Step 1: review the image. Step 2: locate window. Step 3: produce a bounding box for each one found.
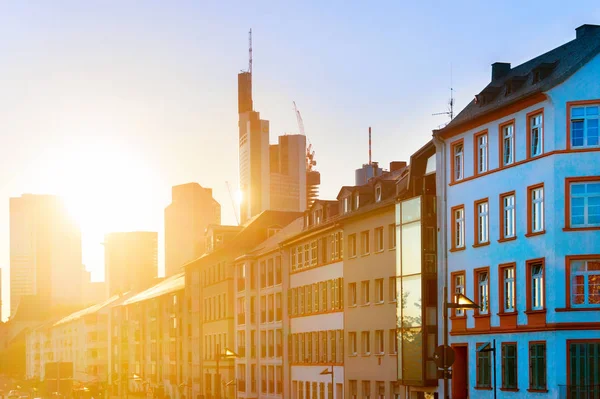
[375,330,384,354]
[362,331,371,355]
[348,234,357,257]
[349,283,357,306]
[375,185,382,202]
[354,193,360,210]
[349,332,357,355]
[475,130,488,174]
[475,199,489,245]
[375,227,384,252]
[500,264,516,313]
[526,260,545,311]
[388,224,396,249]
[569,257,600,307]
[275,256,282,285]
[501,343,518,390]
[452,272,466,317]
[528,111,543,157]
[570,103,599,148]
[476,344,492,388]
[376,381,385,399]
[452,140,464,181]
[362,380,371,399]
[500,192,516,240]
[361,280,370,305]
[529,342,546,391]
[374,279,384,304]
[344,196,350,213]
[361,230,370,255]
[452,206,465,250]
[500,121,515,166]
[476,269,489,315]
[389,329,398,354]
[310,241,318,266]
[568,341,600,397]
[567,178,600,228]
[349,380,357,399]
[528,184,545,234]
[389,277,398,303]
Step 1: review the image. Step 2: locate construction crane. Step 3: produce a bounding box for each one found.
[225,181,240,225]
[293,101,316,171]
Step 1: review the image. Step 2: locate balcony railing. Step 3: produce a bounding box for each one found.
[559,384,600,399]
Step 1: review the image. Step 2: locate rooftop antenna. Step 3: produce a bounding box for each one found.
[248,29,252,75]
[368,127,372,165]
[433,64,455,121]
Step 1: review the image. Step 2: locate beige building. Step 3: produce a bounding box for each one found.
[10,194,84,317]
[233,217,303,399]
[164,183,221,278]
[337,166,406,399]
[104,231,158,297]
[184,211,301,399]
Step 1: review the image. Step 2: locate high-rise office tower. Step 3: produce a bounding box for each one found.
[164,183,221,276]
[104,231,158,296]
[269,134,308,211]
[9,194,83,317]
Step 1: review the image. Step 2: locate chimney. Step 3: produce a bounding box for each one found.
[576,24,600,39]
[491,62,511,81]
[390,161,407,172]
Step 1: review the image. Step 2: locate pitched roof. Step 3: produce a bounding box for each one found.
[436,24,600,135]
[53,294,125,327]
[242,217,305,257]
[122,272,185,306]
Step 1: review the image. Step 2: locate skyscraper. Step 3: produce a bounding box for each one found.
[164,182,221,277]
[104,231,158,296]
[9,194,83,317]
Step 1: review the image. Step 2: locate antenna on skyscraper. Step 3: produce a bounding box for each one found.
[248,29,252,75]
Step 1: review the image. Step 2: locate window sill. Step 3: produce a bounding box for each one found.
[472,242,490,248]
[563,226,600,231]
[388,300,397,305]
[349,353,358,357]
[498,311,518,316]
[555,307,600,312]
[527,388,548,393]
[498,236,517,243]
[474,386,493,391]
[389,247,396,251]
[360,303,371,307]
[361,353,371,357]
[449,247,466,253]
[525,309,547,315]
[361,253,370,257]
[348,304,358,308]
[374,249,384,254]
[449,315,467,320]
[349,255,358,259]
[525,230,546,237]
[473,313,490,318]
[375,353,385,357]
[374,301,385,306]
[500,388,519,392]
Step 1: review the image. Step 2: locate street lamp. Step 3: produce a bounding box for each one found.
[442,288,479,399]
[224,380,237,399]
[215,345,239,399]
[319,366,334,399]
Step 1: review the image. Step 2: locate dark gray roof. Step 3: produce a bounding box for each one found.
[435,24,600,135]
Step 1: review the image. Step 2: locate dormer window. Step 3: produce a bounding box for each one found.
[532,61,558,84]
[504,76,527,96]
[375,186,382,202]
[343,197,350,213]
[314,209,322,225]
[267,228,280,238]
[354,193,360,210]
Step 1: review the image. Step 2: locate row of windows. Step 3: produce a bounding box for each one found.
[203,332,227,360]
[348,380,398,399]
[289,330,344,364]
[453,259,545,317]
[236,328,283,359]
[347,225,396,257]
[236,256,283,292]
[203,293,227,322]
[291,232,343,272]
[292,380,334,399]
[476,341,547,391]
[202,262,227,287]
[236,293,283,325]
[348,329,397,357]
[348,278,398,307]
[288,278,344,317]
[454,256,600,314]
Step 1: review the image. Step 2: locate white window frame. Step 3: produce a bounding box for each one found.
[349,283,357,306]
[375,278,384,304]
[478,271,489,315]
[361,230,370,255]
[454,143,464,181]
[570,105,599,148]
[375,185,382,202]
[375,330,384,355]
[354,193,360,210]
[349,234,357,257]
[362,331,371,355]
[502,194,516,238]
[530,113,543,157]
[531,264,544,310]
[454,208,465,249]
[344,197,350,213]
[570,181,600,227]
[531,187,545,233]
[477,133,488,173]
[502,124,515,166]
[477,201,489,244]
[503,267,515,312]
[361,280,370,305]
[375,227,384,252]
[454,274,465,317]
[570,259,600,307]
[349,332,357,355]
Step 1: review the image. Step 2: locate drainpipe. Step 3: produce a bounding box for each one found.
[432,135,449,399]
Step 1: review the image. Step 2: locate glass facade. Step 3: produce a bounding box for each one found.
[396,195,438,386]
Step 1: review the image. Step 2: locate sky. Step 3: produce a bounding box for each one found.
[1,0,599,320]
